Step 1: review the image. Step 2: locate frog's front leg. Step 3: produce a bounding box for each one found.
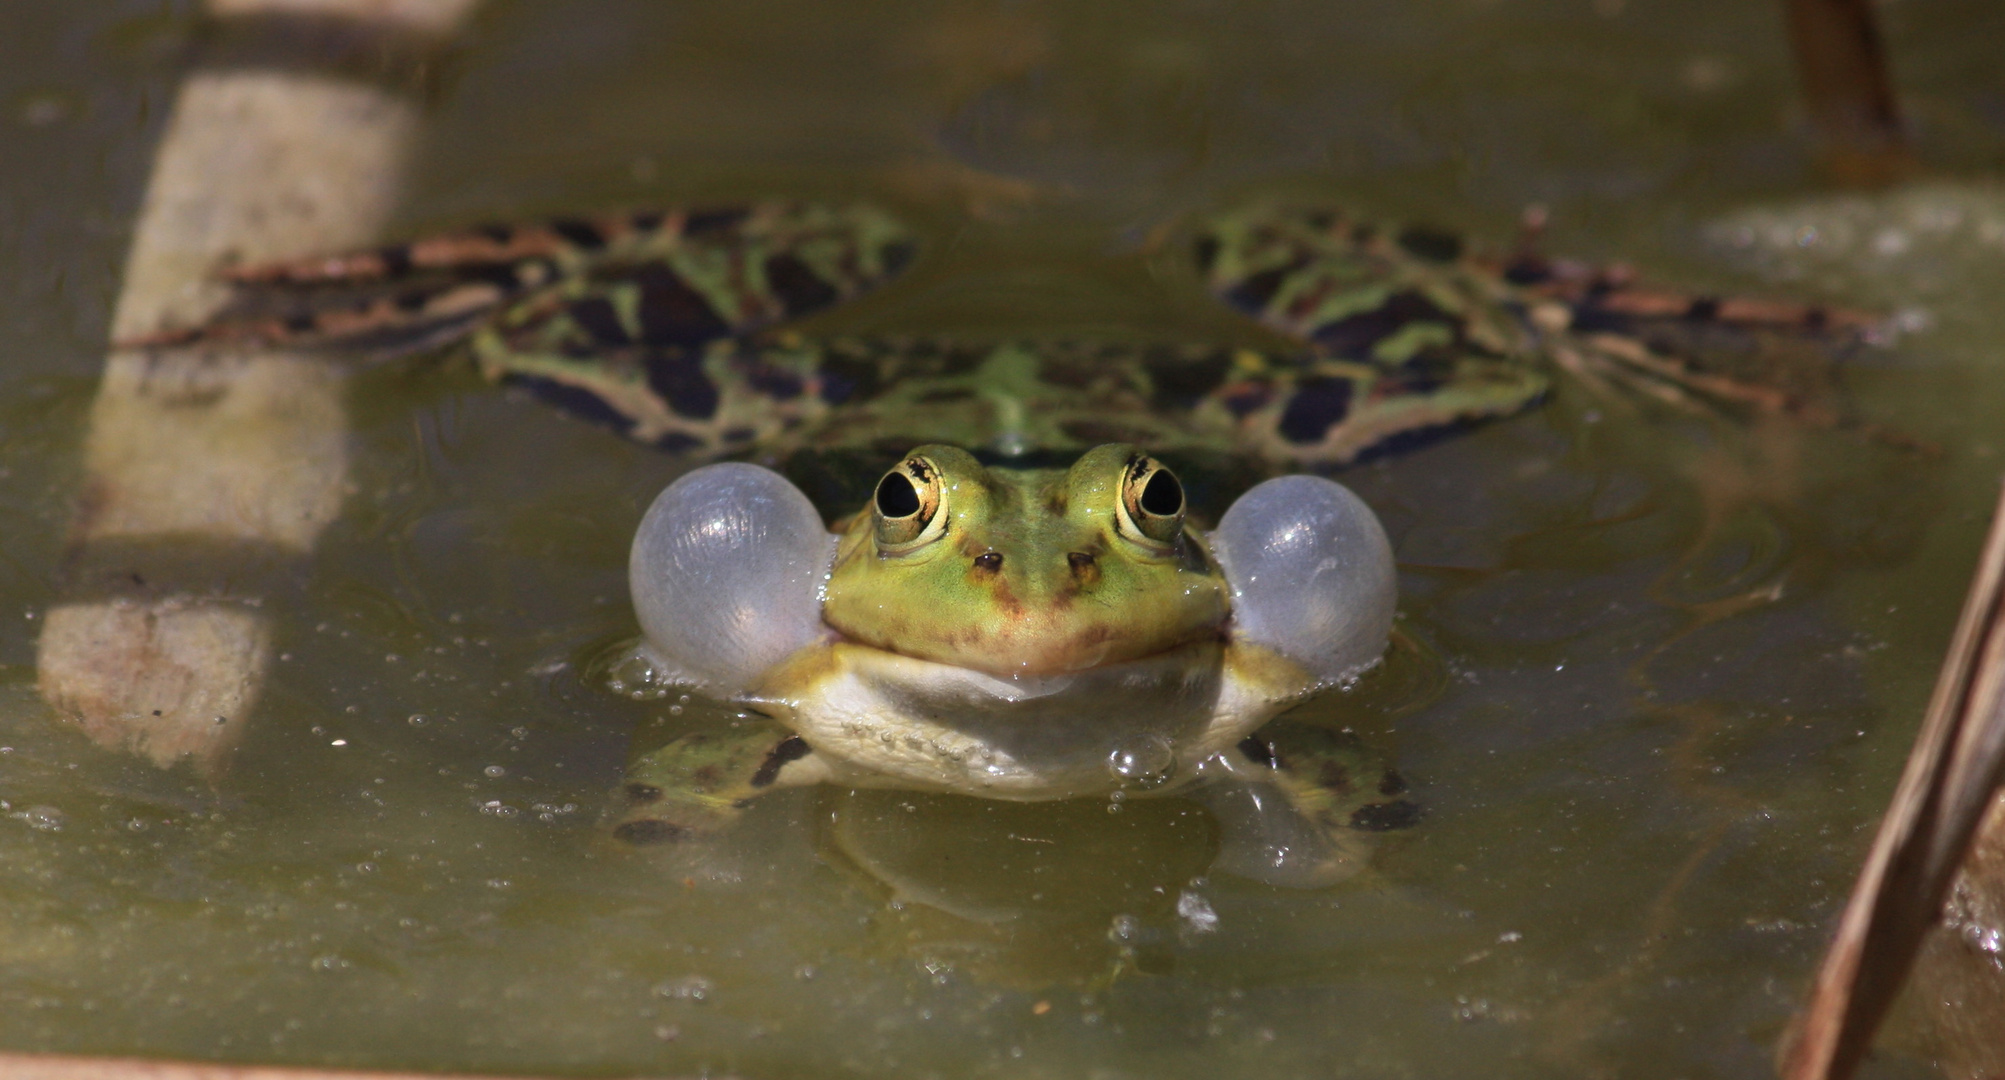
[1191,724,1421,888]
[611,721,832,845]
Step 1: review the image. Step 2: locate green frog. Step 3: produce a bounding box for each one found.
[152,199,1879,887]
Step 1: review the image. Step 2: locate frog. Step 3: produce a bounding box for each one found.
[142,198,1885,887]
[617,438,1405,886]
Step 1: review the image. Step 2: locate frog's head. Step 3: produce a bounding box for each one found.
[820,444,1227,677]
[629,445,1394,695]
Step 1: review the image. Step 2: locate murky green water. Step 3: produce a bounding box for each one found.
[2,2,2004,1076]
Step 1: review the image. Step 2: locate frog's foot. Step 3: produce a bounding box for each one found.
[1192,724,1420,888]
[610,724,831,845]
[1531,268,1875,422]
[1239,724,1423,834]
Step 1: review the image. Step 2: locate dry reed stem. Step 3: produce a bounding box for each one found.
[1783,479,2005,1080]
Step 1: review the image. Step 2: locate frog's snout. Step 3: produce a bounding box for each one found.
[1207,475,1396,685]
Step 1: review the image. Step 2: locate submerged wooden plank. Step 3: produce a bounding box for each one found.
[0,1051,706,1080]
[35,0,479,777]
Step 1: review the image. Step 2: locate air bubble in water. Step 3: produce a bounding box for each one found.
[1107,735,1176,788]
[607,649,673,701]
[484,765,506,778]
[21,806,63,831]
[407,714,428,726]
[654,975,714,1003]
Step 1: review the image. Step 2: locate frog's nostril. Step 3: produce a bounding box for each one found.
[1067,552,1096,572]
[973,551,1003,572]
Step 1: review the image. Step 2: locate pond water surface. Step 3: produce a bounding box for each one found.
[2,2,2004,1078]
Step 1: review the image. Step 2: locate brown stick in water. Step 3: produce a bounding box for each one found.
[1782,479,2005,1080]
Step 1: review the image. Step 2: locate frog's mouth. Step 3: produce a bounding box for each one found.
[816,614,1229,681]
[630,462,1396,697]
[761,633,1232,700]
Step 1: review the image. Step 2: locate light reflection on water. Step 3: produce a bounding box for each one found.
[0,1,2000,1078]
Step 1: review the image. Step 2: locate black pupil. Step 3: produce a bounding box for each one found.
[876,472,921,518]
[1139,469,1183,516]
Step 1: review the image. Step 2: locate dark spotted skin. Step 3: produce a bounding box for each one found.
[1196,203,1889,448]
[140,200,1887,467]
[136,203,1539,465]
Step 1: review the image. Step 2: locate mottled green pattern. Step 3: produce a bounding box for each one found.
[177,200,1576,466]
[172,198,1879,467]
[478,199,1556,465]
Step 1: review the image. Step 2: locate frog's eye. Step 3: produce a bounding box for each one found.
[873,457,946,552]
[1116,456,1185,547]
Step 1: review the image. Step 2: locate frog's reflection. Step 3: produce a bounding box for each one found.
[816,788,1221,987]
[805,730,1418,987]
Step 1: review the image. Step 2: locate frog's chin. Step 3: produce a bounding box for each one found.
[629,462,1396,699]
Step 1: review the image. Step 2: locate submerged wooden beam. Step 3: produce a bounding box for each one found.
[1782,480,2005,1080]
[35,0,480,777]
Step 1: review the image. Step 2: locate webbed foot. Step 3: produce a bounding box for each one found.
[1241,725,1423,833]
[610,723,829,845]
[1193,723,1420,888]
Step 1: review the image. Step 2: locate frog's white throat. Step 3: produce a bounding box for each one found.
[745,637,1334,798]
[628,462,1399,780]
